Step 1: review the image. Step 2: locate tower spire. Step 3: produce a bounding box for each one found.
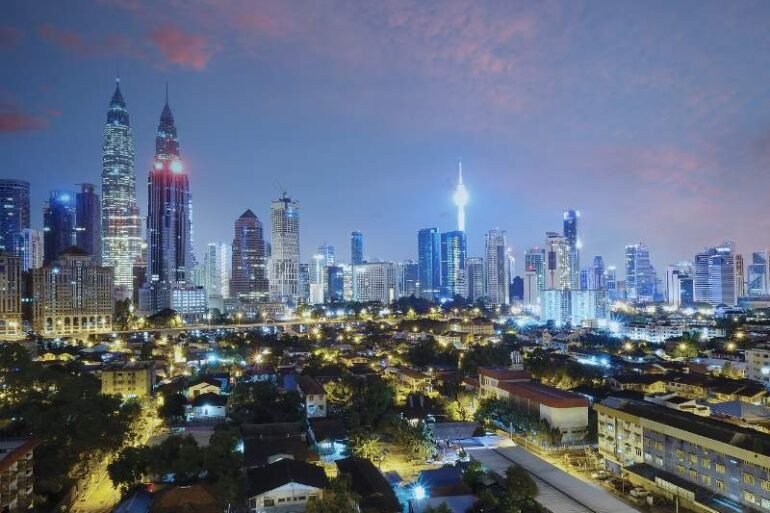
[458,160,463,185]
[165,82,169,105]
[452,160,469,232]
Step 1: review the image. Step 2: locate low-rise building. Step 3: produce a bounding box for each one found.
[596,396,770,513]
[0,438,39,513]
[246,459,328,513]
[297,376,327,418]
[478,367,531,399]
[101,361,155,399]
[187,393,227,422]
[747,344,770,385]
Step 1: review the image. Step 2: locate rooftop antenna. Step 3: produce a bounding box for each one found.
[165,82,169,104]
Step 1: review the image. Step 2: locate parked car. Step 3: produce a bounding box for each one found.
[630,487,649,498]
[591,470,609,480]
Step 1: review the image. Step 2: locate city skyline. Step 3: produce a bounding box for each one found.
[3,1,770,270]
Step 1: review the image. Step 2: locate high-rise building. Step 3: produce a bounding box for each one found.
[43,190,77,265]
[523,270,539,309]
[75,183,101,263]
[351,231,364,265]
[352,262,396,303]
[203,242,229,307]
[309,253,326,304]
[0,179,30,255]
[545,232,570,290]
[484,229,509,305]
[19,228,43,272]
[452,162,469,232]
[318,244,335,267]
[0,253,22,340]
[749,251,770,296]
[327,265,345,302]
[101,79,142,300]
[139,93,193,314]
[31,247,114,336]
[396,260,419,298]
[542,289,570,326]
[524,248,545,306]
[563,209,580,290]
[440,230,466,300]
[465,257,484,303]
[229,210,268,303]
[735,253,746,299]
[605,266,618,301]
[591,256,605,290]
[297,263,310,302]
[625,243,654,302]
[270,193,300,304]
[418,228,441,301]
[695,244,738,306]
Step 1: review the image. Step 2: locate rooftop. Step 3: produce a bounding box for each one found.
[246,459,328,497]
[499,381,589,408]
[478,367,532,382]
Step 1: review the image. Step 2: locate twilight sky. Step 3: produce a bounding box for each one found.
[2,0,770,273]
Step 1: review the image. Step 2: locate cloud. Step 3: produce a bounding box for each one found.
[0,26,22,50]
[149,25,219,71]
[38,23,144,59]
[0,103,49,132]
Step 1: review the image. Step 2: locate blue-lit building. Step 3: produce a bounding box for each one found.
[351,231,363,265]
[327,265,345,302]
[43,190,77,265]
[418,228,441,301]
[396,260,419,298]
[0,180,30,256]
[440,230,466,300]
[563,209,580,290]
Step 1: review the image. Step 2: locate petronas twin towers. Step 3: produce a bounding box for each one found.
[101,79,192,310]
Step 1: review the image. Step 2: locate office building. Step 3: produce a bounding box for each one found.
[19,229,42,272]
[0,253,22,340]
[545,232,570,290]
[351,230,364,265]
[43,190,77,265]
[396,260,419,298]
[708,245,737,306]
[418,228,441,301]
[543,289,570,326]
[75,183,101,263]
[101,361,156,399]
[563,209,580,289]
[352,262,396,303]
[605,266,618,301]
[746,345,770,385]
[203,242,230,303]
[484,229,509,305]
[749,251,770,296]
[440,230,466,300]
[270,194,300,304]
[30,247,114,336]
[591,256,605,290]
[170,286,207,321]
[101,79,143,300]
[625,243,655,302]
[139,94,192,314]
[735,253,746,299]
[229,210,268,303]
[327,265,345,302]
[309,253,326,304]
[0,179,30,256]
[465,257,484,302]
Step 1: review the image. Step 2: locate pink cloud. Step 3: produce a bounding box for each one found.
[38,23,145,60]
[0,103,49,132]
[149,24,219,71]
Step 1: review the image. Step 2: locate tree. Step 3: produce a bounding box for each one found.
[349,432,386,462]
[108,447,149,493]
[425,504,454,513]
[306,476,359,513]
[158,393,187,423]
[114,298,136,331]
[204,427,244,508]
[462,460,486,493]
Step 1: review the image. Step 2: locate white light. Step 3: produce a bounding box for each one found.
[412,485,426,500]
[170,160,183,173]
[154,161,163,170]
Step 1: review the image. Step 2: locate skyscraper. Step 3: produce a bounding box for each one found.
[625,243,655,302]
[101,79,142,299]
[544,232,570,290]
[465,257,484,303]
[735,253,746,299]
[748,250,769,296]
[352,262,396,303]
[19,229,43,272]
[351,231,364,265]
[417,228,441,301]
[524,247,545,292]
[396,260,419,298]
[140,93,193,314]
[484,229,509,305]
[591,256,605,290]
[43,190,77,265]
[76,183,101,263]
[0,179,30,255]
[270,193,300,304]
[440,230,467,300]
[707,245,737,306]
[563,209,580,289]
[452,162,469,232]
[230,210,268,303]
[203,242,230,305]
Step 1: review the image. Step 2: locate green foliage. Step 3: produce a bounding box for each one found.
[0,344,141,506]
[306,475,359,513]
[229,381,303,423]
[474,399,562,445]
[468,465,542,513]
[460,344,512,375]
[324,375,394,430]
[406,338,458,368]
[158,393,187,423]
[114,298,136,331]
[348,431,386,462]
[386,418,434,460]
[525,350,603,388]
[462,460,486,493]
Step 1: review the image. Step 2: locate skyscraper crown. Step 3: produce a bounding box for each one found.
[106,79,129,125]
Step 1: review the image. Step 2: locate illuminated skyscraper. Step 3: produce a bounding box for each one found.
[140,92,193,314]
[0,179,30,255]
[544,232,570,290]
[203,242,230,303]
[625,243,655,302]
[19,228,42,271]
[351,231,364,265]
[352,262,396,303]
[418,228,441,301]
[484,229,509,305]
[270,193,300,304]
[748,251,770,296]
[76,183,101,263]
[396,260,419,298]
[230,210,268,303]
[563,209,580,289]
[465,257,484,302]
[101,79,142,299]
[452,162,469,232]
[43,190,76,265]
[441,230,467,300]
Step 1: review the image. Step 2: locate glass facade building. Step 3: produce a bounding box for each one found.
[0,179,30,255]
[417,227,441,301]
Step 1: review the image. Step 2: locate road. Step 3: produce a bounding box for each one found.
[465,443,641,513]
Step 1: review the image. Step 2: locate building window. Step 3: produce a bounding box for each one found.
[702,475,712,486]
[716,463,726,474]
[761,480,770,491]
[689,469,697,480]
[264,499,274,507]
[744,473,756,485]
[702,458,711,469]
[676,465,684,474]
[689,454,697,464]
[716,480,726,491]
[744,491,757,504]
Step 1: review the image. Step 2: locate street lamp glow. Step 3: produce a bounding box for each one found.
[452,161,469,231]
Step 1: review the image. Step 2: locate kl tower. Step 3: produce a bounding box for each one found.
[452,161,469,231]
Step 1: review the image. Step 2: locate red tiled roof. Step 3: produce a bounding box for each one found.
[479,367,531,382]
[297,375,325,395]
[499,382,589,409]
